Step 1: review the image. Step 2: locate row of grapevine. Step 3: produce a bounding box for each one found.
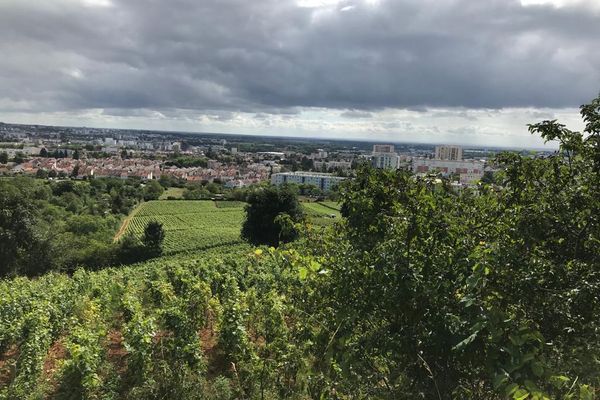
[215,201,246,209]
[122,200,246,255]
[0,254,238,397]
[0,274,77,399]
[136,200,218,216]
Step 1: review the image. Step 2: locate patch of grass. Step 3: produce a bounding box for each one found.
[159,187,186,200]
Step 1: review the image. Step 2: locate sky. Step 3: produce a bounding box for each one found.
[0,0,599,148]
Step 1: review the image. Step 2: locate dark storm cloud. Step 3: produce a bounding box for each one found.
[0,0,599,115]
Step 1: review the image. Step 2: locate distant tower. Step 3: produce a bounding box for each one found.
[373,144,395,153]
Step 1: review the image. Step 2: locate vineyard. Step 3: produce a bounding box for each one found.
[118,200,342,254]
[0,249,306,399]
[121,200,246,255]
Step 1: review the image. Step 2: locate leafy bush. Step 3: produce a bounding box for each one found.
[241,185,304,247]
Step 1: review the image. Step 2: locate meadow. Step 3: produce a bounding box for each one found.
[158,187,185,200]
[302,201,341,226]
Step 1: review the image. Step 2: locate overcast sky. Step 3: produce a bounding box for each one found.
[1,0,599,147]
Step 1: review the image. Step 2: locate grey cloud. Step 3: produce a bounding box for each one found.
[205,111,236,121]
[0,0,599,117]
[340,110,373,118]
[381,122,401,129]
[430,110,479,121]
[530,111,556,120]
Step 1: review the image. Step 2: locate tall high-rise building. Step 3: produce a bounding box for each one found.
[435,145,463,161]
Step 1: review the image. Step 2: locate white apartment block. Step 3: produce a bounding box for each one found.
[271,171,346,191]
[371,144,399,169]
[372,153,400,169]
[412,158,484,184]
[435,145,463,161]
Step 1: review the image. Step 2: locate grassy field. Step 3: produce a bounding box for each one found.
[122,200,245,255]
[159,187,186,199]
[302,201,342,226]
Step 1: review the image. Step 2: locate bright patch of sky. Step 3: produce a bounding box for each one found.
[0,106,585,149]
[520,0,600,10]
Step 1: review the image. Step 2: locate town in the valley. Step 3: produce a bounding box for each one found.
[0,121,550,192]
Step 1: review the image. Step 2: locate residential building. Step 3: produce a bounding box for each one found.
[271,171,346,191]
[412,158,484,184]
[309,149,329,160]
[313,160,352,171]
[371,144,399,169]
[435,145,463,161]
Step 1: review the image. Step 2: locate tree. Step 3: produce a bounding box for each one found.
[0,186,53,276]
[39,147,48,157]
[273,213,299,244]
[12,152,25,164]
[71,164,80,178]
[0,152,8,164]
[480,170,495,184]
[36,169,48,179]
[183,186,209,200]
[143,180,164,201]
[143,220,165,257]
[300,156,313,171]
[206,182,222,194]
[116,233,145,264]
[241,185,303,247]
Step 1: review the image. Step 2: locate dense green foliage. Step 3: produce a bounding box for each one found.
[142,221,165,257]
[241,185,304,247]
[142,180,165,201]
[181,181,263,202]
[295,97,600,398]
[0,177,148,276]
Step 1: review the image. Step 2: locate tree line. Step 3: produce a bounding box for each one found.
[0,177,166,276]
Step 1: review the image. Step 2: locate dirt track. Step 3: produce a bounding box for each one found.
[113,203,143,242]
